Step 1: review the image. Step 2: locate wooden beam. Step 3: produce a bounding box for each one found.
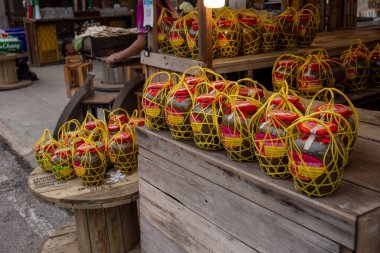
[198,0,213,68]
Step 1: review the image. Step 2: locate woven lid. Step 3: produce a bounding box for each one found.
[184,76,202,85]
[196,94,216,105]
[54,147,72,158]
[108,123,120,132]
[43,141,57,153]
[239,17,257,26]
[114,132,133,143]
[277,59,296,67]
[129,118,145,127]
[271,95,299,105]
[73,138,85,148]
[210,80,226,91]
[231,100,258,114]
[297,121,338,135]
[174,86,194,96]
[77,144,97,155]
[109,114,128,124]
[149,81,170,89]
[269,109,299,122]
[85,121,97,130]
[277,14,295,22]
[315,104,353,117]
[218,19,233,27]
[239,87,264,97]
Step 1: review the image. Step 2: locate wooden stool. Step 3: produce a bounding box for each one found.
[65,55,82,64]
[40,223,141,253]
[28,167,140,253]
[64,57,93,98]
[81,93,116,118]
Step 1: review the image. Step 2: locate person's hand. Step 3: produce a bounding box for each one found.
[106,52,121,64]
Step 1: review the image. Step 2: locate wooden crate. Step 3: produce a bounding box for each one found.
[82,33,137,57]
[136,107,380,252]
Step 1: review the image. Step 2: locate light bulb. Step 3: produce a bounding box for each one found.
[204,0,225,8]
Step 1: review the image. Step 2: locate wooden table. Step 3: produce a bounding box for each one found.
[28,167,140,253]
[0,52,32,90]
[136,108,380,253]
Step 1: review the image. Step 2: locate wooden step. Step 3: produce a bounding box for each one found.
[41,223,141,253]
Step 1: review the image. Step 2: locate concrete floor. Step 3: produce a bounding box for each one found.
[0,139,73,253]
[0,61,106,252]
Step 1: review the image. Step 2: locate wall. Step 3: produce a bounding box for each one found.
[357,0,369,15]
[0,0,9,28]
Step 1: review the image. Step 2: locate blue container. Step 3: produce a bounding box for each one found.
[5,28,27,52]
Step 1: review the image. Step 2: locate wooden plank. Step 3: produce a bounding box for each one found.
[328,0,338,31]
[356,108,380,127]
[140,179,257,253]
[74,209,92,253]
[42,224,78,250]
[345,138,380,193]
[49,223,77,236]
[339,245,354,253]
[120,201,140,252]
[356,207,380,253]
[41,243,80,253]
[140,218,187,253]
[87,208,110,253]
[358,123,380,143]
[139,154,340,253]
[136,127,380,250]
[140,52,205,74]
[41,223,80,253]
[105,206,125,253]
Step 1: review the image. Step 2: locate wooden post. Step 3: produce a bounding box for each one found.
[147,0,158,53]
[198,0,213,69]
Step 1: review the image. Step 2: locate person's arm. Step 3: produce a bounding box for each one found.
[106,34,146,63]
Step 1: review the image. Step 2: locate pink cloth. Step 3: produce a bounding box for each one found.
[136,0,176,34]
